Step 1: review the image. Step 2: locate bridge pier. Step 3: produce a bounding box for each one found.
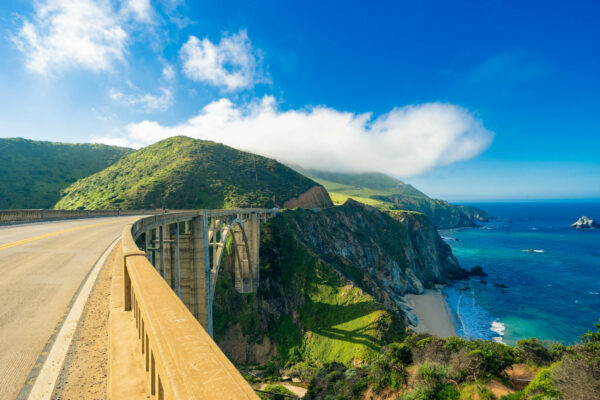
[129,209,276,339]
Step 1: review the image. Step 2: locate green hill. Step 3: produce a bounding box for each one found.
[0,138,132,209]
[293,168,490,228]
[55,136,332,210]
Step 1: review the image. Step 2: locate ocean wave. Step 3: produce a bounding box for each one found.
[491,320,505,336]
[491,321,506,344]
[441,235,458,242]
[445,286,497,341]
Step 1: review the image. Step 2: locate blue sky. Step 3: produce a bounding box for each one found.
[0,0,599,201]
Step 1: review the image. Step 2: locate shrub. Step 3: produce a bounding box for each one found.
[448,348,483,382]
[465,340,515,377]
[385,342,413,365]
[444,336,468,353]
[368,357,407,392]
[412,337,451,365]
[515,338,553,366]
[459,383,495,400]
[305,362,370,400]
[524,367,561,400]
[499,392,525,400]
[259,384,296,400]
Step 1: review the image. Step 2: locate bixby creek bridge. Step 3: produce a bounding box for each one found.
[0,208,277,400]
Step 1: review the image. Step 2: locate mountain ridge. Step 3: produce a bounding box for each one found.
[0,137,132,209]
[293,167,490,228]
[55,136,332,210]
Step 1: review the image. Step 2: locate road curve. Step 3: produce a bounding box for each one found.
[0,217,138,400]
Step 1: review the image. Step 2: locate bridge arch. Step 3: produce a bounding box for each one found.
[210,218,256,299]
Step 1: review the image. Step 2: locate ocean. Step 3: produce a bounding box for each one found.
[440,202,600,346]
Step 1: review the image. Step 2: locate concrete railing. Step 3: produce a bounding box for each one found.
[121,215,259,399]
[0,208,165,225]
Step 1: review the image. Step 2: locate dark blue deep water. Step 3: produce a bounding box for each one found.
[440,202,600,346]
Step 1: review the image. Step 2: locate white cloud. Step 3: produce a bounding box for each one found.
[109,87,173,112]
[162,64,175,81]
[180,30,264,91]
[124,0,154,23]
[94,97,493,176]
[13,0,129,74]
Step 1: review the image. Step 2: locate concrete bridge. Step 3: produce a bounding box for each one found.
[0,209,276,400]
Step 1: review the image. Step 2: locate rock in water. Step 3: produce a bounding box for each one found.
[469,265,488,277]
[570,216,599,229]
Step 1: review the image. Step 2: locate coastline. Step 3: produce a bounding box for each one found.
[404,286,458,338]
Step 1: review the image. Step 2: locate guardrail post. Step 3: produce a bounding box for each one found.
[159,225,165,277]
[144,231,151,262]
[124,261,132,311]
[176,222,181,298]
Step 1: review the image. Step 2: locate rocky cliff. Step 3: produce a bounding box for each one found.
[293,167,490,228]
[283,185,333,209]
[213,199,467,366]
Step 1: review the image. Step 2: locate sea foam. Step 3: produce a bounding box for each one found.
[491,321,506,344]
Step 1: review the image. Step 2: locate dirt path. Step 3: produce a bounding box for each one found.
[52,259,112,400]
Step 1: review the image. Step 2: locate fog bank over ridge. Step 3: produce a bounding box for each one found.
[94,96,494,177]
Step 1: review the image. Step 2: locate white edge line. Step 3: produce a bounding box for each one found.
[26,237,120,400]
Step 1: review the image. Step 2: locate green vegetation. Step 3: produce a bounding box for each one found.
[213,211,405,366]
[258,384,295,400]
[293,167,490,228]
[0,137,132,209]
[55,136,321,210]
[305,322,600,399]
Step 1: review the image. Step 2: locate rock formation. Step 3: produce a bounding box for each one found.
[283,185,333,209]
[570,216,599,229]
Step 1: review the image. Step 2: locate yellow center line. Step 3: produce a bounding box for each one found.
[0,220,126,252]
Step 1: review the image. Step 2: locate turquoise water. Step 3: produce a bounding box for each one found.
[441,202,600,346]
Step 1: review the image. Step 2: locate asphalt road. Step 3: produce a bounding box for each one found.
[0,217,137,400]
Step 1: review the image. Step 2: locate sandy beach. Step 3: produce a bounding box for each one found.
[404,287,457,338]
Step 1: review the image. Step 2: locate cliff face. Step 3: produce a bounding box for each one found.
[213,199,466,365]
[292,167,490,229]
[384,196,490,228]
[277,200,466,309]
[283,185,333,209]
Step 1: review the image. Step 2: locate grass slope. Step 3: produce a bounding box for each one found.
[294,168,489,228]
[55,136,319,210]
[0,137,132,209]
[213,209,405,366]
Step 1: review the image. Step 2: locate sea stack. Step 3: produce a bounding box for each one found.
[570,216,599,229]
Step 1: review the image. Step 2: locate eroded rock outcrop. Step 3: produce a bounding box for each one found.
[283,185,333,209]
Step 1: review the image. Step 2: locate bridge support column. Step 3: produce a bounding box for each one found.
[192,214,211,335]
[159,225,166,278]
[177,233,195,314]
[248,212,260,284]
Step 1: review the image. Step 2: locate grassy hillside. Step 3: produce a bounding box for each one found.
[214,204,408,367]
[0,138,132,209]
[56,136,328,210]
[294,168,490,228]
